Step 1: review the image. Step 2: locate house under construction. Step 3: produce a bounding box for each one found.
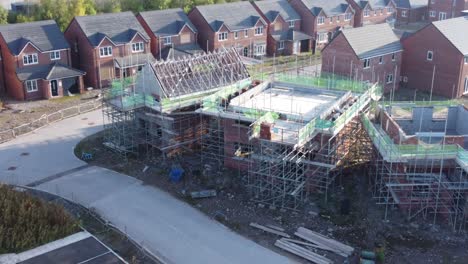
[102,48,468,230]
[364,103,468,231]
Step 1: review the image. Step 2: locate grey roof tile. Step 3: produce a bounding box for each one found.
[254,0,301,23]
[433,16,468,55]
[114,53,156,68]
[301,0,352,16]
[194,2,265,31]
[159,43,204,60]
[272,29,313,41]
[354,0,392,9]
[0,20,69,55]
[16,63,84,81]
[341,23,402,58]
[74,12,149,46]
[138,8,197,37]
[394,0,427,9]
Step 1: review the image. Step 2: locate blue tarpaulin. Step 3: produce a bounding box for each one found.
[169,168,184,183]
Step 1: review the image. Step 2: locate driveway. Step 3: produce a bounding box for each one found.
[0,110,295,264]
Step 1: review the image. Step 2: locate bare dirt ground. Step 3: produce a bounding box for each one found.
[75,131,468,264]
[0,92,100,131]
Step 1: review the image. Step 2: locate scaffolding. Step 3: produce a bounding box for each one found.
[362,105,468,231]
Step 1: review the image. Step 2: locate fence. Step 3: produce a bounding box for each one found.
[0,98,102,144]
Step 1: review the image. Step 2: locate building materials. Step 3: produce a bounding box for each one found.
[190,190,217,199]
[274,239,333,264]
[281,238,335,252]
[295,227,354,257]
[249,223,291,238]
[266,225,285,232]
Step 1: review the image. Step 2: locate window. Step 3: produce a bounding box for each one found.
[374,10,378,16]
[402,10,407,17]
[392,53,396,61]
[254,26,263,35]
[364,9,369,17]
[439,12,447,20]
[336,15,340,22]
[25,80,38,93]
[380,9,383,15]
[345,13,352,21]
[234,31,238,39]
[431,0,435,4]
[317,32,327,43]
[50,51,60,60]
[363,58,371,68]
[386,73,394,84]
[427,50,433,61]
[23,54,38,65]
[464,56,468,64]
[254,44,265,56]
[278,41,285,50]
[289,20,295,28]
[329,17,333,23]
[162,37,172,46]
[218,32,228,41]
[244,29,248,37]
[317,16,325,25]
[464,77,468,94]
[387,7,393,13]
[379,56,383,64]
[429,10,436,17]
[132,42,144,52]
[99,46,112,57]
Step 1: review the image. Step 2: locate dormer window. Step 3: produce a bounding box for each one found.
[50,51,60,60]
[254,26,263,36]
[218,32,228,41]
[99,46,112,57]
[317,16,325,25]
[132,42,144,52]
[288,20,295,28]
[162,37,172,46]
[23,54,38,65]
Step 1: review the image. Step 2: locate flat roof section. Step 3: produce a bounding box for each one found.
[230,83,345,122]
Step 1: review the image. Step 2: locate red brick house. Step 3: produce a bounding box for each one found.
[346,0,397,27]
[252,0,313,56]
[289,0,355,51]
[321,23,403,92]
[188,1,268,57]
[65,12,153,89]
[137,8,204,60]
[394,0,428,24]
[428,0,468,21]
[0,20,85,100]
[401,16,468,98]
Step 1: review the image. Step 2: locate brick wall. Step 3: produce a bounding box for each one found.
[401,24,465,98]
[428,0,468,21]
[396,6,428,24]
[347,0,396,27]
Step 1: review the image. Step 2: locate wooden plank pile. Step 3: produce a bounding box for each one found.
[249,223,290,238]
[275,239,333,264]
[294,227,354,257]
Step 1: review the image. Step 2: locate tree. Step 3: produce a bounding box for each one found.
[0,6,7,24]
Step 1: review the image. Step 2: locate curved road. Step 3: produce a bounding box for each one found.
[0,110,295,264]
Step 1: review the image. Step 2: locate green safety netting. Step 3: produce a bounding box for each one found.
[275,73,369,93]
[361,114,468,164]
[202,79,252,111]
[251,112,280,138]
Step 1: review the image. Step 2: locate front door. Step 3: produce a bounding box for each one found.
[243,47,248,57]
[51,80,58,97]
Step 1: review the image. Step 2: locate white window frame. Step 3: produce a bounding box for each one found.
[392,53,396,61]
[429,10,436,17]
[402,10,407,17]
[132,42,144,52]
[464,76,468,94]
[162,37,172,46]
[344,13,352,21]
[317,32,327,43]
[427,50,433,61]
[218,32,228,41]
[23,54,38,65]
[379,56,383,64]
[50,51,60,60]
[386,73,394,84]
[387,7,393,13]
[278,40,285,50]
[439,12,447,20]
[336,15,340,22]
[244,29,248,38]
[234,31,239,39]
[363,58,371,69]
[464,56,468,64]
[329,17,333,23]
[364,9,370,17]
[254,44,266,56]
[99,46,112,57]
[317,16,325,25]
[254,26,264,36]
[25,80,38,93]
[288,20,295,28]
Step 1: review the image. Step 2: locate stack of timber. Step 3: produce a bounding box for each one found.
[275,239,333,264]
[249,223,290,237]
[294,227,354,257]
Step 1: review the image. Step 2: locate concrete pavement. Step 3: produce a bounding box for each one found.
[0,109,295,264]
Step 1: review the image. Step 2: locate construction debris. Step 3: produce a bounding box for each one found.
[190,190,217,199]
[295,227,354,257]
[274,238,333,264]
[249,223,290,238]
[266,224,285,232]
